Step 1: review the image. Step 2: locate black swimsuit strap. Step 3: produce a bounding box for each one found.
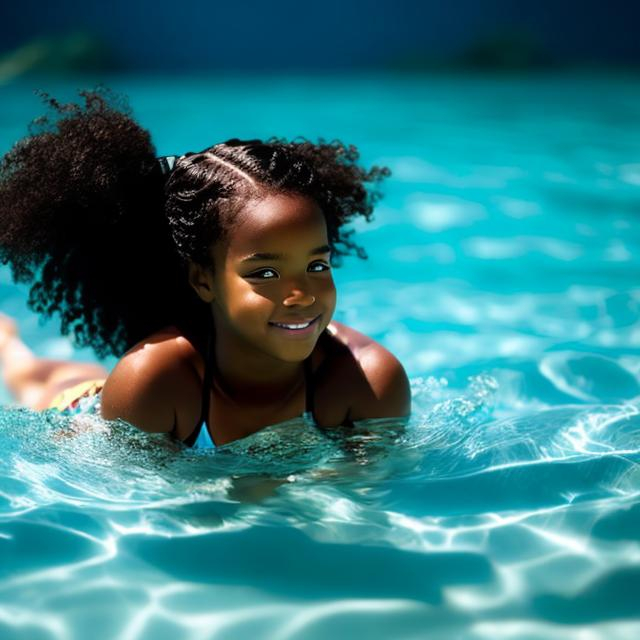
[184,333,215,447]
[184,333,316,446]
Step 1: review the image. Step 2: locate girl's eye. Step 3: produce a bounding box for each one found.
[246,268,279,280]
[308,261,331,273]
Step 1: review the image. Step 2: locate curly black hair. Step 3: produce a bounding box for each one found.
[0,88,390,359]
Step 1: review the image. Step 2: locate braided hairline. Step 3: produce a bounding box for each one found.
[202,149,259,188]
[167,141,359,267]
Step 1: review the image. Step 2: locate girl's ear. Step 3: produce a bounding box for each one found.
[188,261,216,303]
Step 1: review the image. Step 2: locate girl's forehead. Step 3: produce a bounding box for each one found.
[227,193,328,255]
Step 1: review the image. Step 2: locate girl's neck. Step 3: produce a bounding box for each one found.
[210,332,308,404]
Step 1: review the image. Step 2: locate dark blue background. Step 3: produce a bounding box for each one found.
[1,0,639,71]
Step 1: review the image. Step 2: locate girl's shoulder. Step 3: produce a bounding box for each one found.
[110,325,202,377]
[100,326,203,433]
[314,322,411,424]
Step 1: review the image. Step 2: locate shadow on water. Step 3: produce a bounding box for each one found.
[121,526,494,603]
[532,567,640,623]
[0,369,639,631]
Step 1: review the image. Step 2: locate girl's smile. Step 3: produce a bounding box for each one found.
[268,313,322,336]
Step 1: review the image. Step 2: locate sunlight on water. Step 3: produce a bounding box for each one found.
[1,72,640,639]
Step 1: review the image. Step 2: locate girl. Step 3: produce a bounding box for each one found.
[0,89,410,449]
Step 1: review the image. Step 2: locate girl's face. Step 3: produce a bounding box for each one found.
[205,193,337,363]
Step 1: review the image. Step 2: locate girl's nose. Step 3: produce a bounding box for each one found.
[283,288,316,307]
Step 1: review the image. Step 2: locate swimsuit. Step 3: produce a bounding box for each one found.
[48,379,105,415]
[181,334,316,450]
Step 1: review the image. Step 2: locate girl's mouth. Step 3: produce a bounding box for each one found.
[268,315,321,335]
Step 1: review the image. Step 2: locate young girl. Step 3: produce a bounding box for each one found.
[0,89,410,449]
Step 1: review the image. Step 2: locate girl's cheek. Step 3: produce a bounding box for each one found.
[244,288,278,310]
[321,280,337,312]
[322,277,337,298]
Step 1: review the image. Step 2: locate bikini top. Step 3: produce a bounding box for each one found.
[182,334,316,450]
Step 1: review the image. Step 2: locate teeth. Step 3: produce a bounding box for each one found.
[272,319,314,330]
[276,321,311,330]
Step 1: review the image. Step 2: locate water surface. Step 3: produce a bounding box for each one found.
[1,71,639,639]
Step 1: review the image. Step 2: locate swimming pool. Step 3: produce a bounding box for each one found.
[1,71,639,639]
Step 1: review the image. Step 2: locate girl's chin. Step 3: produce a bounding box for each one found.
[267,336,321,363]
[271,344,317,363]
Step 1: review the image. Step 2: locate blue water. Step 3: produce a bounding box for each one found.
[1,72,639,639]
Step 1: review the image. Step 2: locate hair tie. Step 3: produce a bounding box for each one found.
[156,155,179,176]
